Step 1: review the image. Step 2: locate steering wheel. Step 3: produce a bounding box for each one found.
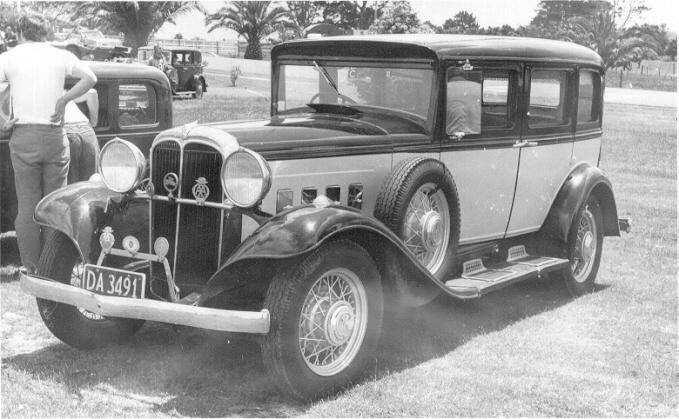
[309,92,357,105]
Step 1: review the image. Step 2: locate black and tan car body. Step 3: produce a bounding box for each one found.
[20,35,628,399]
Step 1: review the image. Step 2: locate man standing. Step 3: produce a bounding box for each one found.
[0,14,96,273]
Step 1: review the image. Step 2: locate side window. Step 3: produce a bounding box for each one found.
[577,70,601,124]
[529,70,570,128]
[446,68,515,136]
[118,84,158,127]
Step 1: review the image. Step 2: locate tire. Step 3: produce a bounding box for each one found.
[193,79,204,99]
[36,230,144,350]
[262,240,383,400]
[559,195,604,296]
[374,157,460,281]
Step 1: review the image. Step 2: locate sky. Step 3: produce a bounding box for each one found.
[156,0,679,41]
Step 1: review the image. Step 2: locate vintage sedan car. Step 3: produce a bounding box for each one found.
[0,62,172,232]
[21,35,629,400]
[54,29,132,61]
[138,46,208,98]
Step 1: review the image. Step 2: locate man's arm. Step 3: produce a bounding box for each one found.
[51,61,97,123]
[84,89,98,127]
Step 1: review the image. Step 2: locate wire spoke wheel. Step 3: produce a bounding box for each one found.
[571,205,598,283]
[298,268,368,377]
[403,182,451,273]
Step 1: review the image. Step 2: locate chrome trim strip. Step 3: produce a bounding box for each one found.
[173,140,185,285]
[20,274,270,334]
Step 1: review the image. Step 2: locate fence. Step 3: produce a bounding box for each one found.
[150,38,273,59]
[607,60,677,92]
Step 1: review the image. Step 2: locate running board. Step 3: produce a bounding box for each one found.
[445,245,569,299]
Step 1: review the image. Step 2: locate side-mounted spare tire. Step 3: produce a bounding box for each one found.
[374,157,460,304]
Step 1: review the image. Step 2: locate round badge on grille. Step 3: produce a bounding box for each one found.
[122,235,140,254]
[192,177,210,204]
[163,172,179,196]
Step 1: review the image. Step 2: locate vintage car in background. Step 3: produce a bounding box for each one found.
[21,35,629,400]
[138,46,208,98]
[0,62,172,233]
[53,29,132,61]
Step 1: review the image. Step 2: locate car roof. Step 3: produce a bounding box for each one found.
[84,61,167,80]
[273,34,604,67]
[166,47,200,53]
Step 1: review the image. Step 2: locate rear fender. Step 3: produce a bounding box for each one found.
[34,182,149,263]
[201,205,448,305]
[540,162,620,244]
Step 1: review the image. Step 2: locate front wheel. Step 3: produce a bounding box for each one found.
[36,230,144,349]
[262,240,383,400]
[193,79,204,99]
[559,195,604,296]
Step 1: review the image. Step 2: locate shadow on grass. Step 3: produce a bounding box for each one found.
[2,276,608,417]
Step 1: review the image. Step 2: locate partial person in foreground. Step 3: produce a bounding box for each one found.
[65,88,99,183]
[0,14,96,273]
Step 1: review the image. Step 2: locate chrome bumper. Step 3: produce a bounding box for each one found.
[20,274,270,334]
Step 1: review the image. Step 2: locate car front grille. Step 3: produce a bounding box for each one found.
[150,140,241,287]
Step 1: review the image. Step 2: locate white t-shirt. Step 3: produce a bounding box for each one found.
[0,42,79,125]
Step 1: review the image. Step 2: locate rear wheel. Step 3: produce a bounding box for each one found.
[560,195,604,296]
[262,240,383,400]
[36,230,143,349]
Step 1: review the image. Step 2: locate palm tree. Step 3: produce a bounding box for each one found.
[206,1,289,60]
[74,2,203,52]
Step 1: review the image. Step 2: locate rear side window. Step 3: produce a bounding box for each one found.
[529,70,570,128]
[118,84,157,127]
[577,70,601,124]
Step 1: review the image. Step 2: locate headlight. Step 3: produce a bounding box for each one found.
[221,149,271,208]
[98,138,146,193]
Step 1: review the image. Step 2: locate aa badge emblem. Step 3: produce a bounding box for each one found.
[192,177,210,204]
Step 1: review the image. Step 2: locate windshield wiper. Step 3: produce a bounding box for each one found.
[312,60,340,95]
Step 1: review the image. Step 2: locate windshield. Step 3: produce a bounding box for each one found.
[276,62,435,126]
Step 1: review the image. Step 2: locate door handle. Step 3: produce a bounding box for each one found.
[513,140,538,148]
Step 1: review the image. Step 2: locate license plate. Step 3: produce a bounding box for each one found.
[81,265,146,299]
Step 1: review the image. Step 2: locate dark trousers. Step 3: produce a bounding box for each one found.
[9,124,69,271]
[66,122,99,183]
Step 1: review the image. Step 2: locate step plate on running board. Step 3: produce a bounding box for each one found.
[445,249,569,299]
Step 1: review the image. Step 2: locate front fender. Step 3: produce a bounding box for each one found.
[540,162,620,243]
[35,182,149,262]
[202,204,451,303]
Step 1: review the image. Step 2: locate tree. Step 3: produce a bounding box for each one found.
[369,1,420,34]
[73,2,202,52]
[441,11,480,34]
[322,1,388,31]
[206,1,288,60]
[524,0,663,71]
[174,32,183,40]
[665,37,677,61]
[286,1,325,37]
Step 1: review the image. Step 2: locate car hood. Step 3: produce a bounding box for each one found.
[206,112,426,155]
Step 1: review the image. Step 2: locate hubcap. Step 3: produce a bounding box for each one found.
[298,268,368,376]
[403,183,451,274]
[571,206,598,283]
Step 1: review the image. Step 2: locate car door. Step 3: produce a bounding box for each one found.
[439,61,521,245]
[505,65,576,237]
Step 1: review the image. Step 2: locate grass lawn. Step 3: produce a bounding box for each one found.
[1,83,676,416]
